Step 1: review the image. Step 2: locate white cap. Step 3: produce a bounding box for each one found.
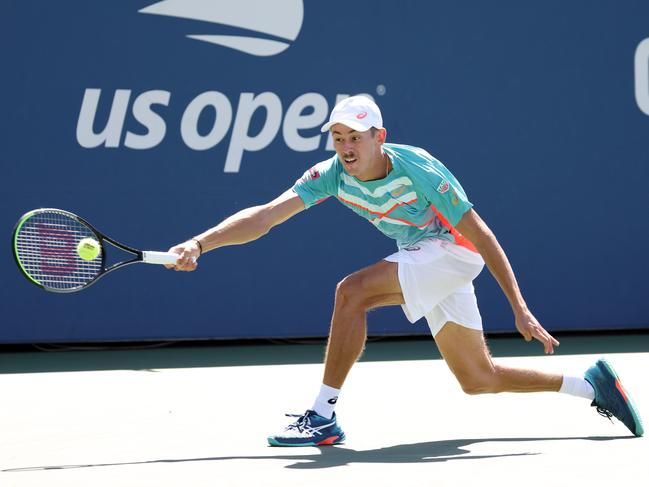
[320,95,383,133]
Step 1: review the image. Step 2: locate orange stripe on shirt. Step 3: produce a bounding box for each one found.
[314,196,331,205]
[379,212,438,229]
[338,195,477,253]
[429,205,478,253]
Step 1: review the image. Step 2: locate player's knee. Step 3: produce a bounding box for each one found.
[457,370,502,395]
[460,381,493,395]
[335,274,369,310]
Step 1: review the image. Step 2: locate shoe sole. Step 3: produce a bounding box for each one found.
[590,359,644,437]
[267,433,346,447]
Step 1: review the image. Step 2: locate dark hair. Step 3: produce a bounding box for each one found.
[369,127,379,137]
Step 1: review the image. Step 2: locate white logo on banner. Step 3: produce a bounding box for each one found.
[76,89,378,172]
[75,2,386,172]
[139,0,304,56]
[636,38,649,116]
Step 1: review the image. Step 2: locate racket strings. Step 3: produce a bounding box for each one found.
[14,211,103,290]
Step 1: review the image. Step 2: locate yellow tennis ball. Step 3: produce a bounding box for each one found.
[77,237,100,261]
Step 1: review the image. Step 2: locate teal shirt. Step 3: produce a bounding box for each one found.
[292,143,474,250]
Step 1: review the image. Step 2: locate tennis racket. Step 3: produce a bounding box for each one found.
[12,208,180,293]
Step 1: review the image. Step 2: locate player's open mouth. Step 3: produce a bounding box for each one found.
[344,157,357,164]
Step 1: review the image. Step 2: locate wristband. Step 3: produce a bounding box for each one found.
[191,238,203,255]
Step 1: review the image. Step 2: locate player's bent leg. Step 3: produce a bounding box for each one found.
[323,259,404,389]
[268,260,404,447]
[434,322,563,394]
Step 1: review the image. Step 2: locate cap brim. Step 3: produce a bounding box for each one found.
[320,119,372,133]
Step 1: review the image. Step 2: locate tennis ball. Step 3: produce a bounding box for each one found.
[77,238,100,261]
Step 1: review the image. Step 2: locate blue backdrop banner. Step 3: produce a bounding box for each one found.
[2,1,648,343]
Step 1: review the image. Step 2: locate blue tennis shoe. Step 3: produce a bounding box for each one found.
[268,410,346,447]
[584,358,644,437]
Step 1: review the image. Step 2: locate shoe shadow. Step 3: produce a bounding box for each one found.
[2,435,630,472]
[267,435,628,469]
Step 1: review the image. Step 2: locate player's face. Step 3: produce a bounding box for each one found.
[331,124,387,181]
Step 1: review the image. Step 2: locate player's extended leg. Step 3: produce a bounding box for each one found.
[434,321,562,393]
[434,322,644,436]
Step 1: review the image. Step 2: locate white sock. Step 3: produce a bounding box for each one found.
[311,384,340,419]
[559,375,595,400]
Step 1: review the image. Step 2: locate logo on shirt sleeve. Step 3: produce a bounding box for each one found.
[437,180,449,193]
[308,167,320,180]
[390,185,406,197]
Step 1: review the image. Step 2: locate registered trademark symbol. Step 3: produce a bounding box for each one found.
[376,84,386,96]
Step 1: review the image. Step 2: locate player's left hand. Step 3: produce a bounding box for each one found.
[514,309,560,354]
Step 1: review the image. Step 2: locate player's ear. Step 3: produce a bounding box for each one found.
[377,128,387,144]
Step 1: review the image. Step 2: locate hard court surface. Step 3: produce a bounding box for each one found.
[1,333,647,487]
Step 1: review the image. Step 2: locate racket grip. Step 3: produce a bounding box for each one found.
[142,251,179,265]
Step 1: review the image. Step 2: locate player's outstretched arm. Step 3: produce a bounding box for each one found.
[455,208,560,354]
[167,188,305,271]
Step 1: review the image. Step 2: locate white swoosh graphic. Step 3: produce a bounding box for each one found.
[341,173,414,198]
[188,35,290,57]
[338,189,418,214]
[140,0,303,56]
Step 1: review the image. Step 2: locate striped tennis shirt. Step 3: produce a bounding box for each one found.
[292,143,477,251]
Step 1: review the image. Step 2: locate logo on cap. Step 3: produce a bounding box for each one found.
[356,112,368,119]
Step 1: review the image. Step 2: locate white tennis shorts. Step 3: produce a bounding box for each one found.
[384,238,485,337]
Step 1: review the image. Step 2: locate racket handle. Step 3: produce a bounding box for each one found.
[142,251,179,265]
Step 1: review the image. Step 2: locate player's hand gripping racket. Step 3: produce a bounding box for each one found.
[12,208,180,293]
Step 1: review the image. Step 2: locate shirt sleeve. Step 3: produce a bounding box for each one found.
[424,174,472,226]
[404,147,473,226]
[291,157,339,209]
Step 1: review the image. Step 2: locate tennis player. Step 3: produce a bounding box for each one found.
[167,95,643,445]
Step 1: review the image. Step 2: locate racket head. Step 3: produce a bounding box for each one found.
[12,208,106,293]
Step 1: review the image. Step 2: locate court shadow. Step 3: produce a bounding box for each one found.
[3,435,630,472]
